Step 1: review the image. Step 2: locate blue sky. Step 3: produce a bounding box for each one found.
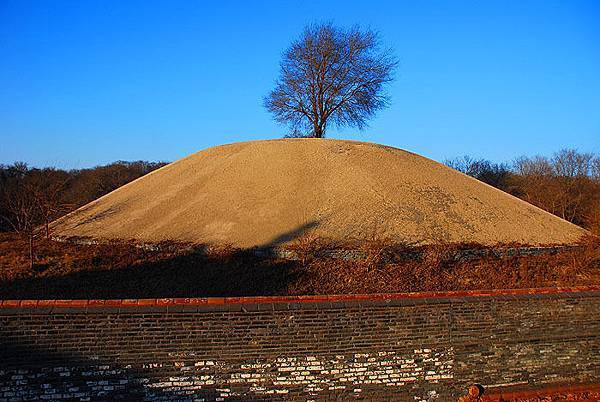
[1,0,599,168]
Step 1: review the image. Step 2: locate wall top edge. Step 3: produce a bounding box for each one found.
[1,286,598,309]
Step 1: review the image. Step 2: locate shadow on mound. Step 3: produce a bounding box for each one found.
[259,220,320,249]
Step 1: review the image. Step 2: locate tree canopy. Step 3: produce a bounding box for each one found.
[265,23,397,138]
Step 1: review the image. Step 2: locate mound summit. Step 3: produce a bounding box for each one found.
[52,139,586,247]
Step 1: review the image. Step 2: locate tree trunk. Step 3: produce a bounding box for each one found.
[313,123,324,138]
[29,232,34,270]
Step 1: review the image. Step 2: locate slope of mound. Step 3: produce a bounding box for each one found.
[51,139,586,247]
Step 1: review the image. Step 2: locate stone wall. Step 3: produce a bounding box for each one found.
[1,287,598,401]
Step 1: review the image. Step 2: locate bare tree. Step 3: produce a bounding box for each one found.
[444,156,511,190]
[29,168,72,239]
[1,172,43,270]
[551,149,594,178]
[592,157,600,182]
[443,150,599,229]
[265,23,397,138]
[510,150,599,226]
[513,155,553,176]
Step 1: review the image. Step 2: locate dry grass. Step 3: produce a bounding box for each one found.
[0,232,598,299]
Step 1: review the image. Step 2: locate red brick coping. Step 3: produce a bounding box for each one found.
[1,286,598,309]
[482,382,600,401]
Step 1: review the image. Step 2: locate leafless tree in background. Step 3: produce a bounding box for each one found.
[514,150,595,178]
[1,170,43,269]
[446,149,600,230]
[0,160,167,269]
[264,22,397,138]
[513,155,554,176]
[592,157,600,182]
[511,150,599,226]
[551,149,594,178]
[0,161,167,235]
[443,156,511,189]
[29,169,72,239]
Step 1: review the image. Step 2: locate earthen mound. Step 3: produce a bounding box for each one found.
[51,139,586,247]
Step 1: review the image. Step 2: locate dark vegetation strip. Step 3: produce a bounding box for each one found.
[1,233,598,299]
[53,234,583,262]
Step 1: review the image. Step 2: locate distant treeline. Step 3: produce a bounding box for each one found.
[444,149,600,232]
[0,161,167,235]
